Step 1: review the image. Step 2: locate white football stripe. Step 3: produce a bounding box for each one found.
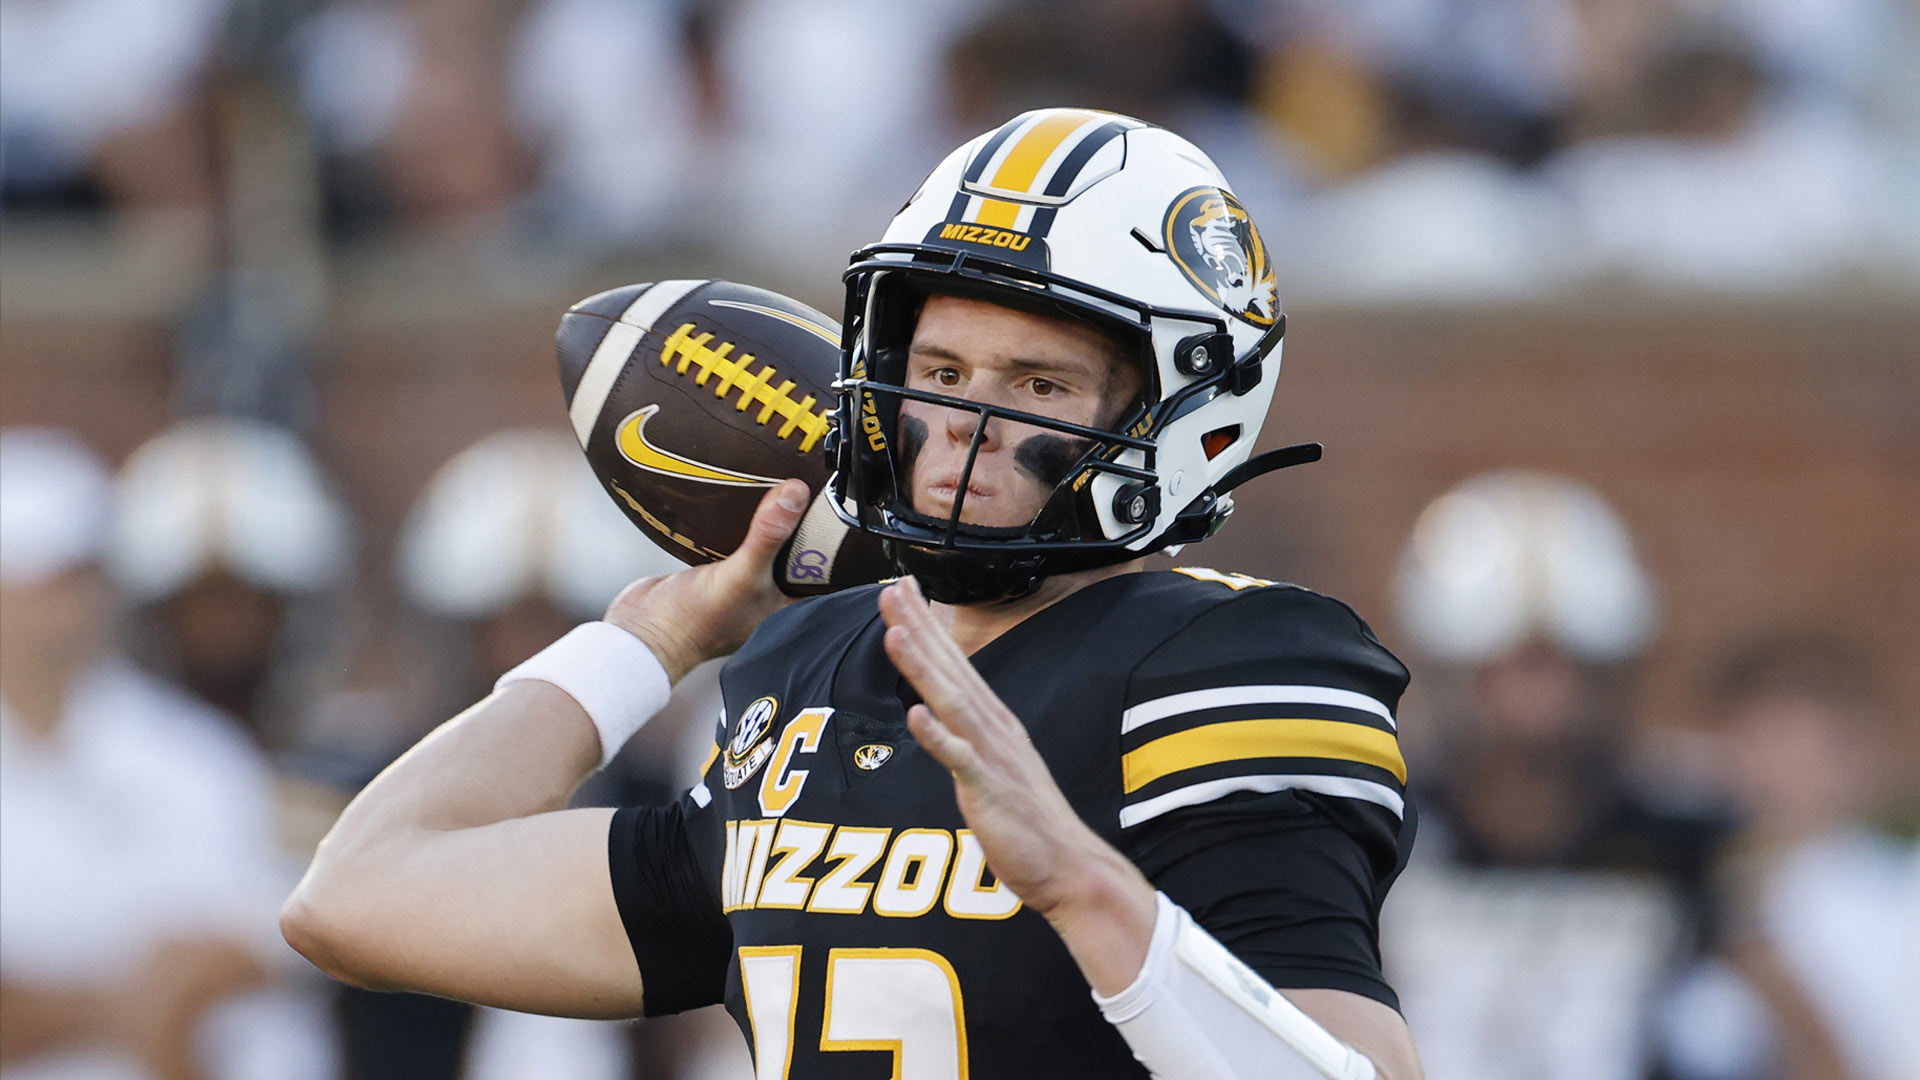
[1119,774,1405,829]
[567,279,706,445]
[1122,684,1396,734]
[705,299,841,345]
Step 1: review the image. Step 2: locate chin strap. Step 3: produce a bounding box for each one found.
[884,540,1048,605]
[1214,441,1323,494]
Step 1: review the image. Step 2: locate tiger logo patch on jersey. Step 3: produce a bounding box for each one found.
[852,743,895,771]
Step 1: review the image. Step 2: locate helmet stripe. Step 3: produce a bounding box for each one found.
[963,116,1025,183]
[974,198,1021,228]
[986,110,1100,195]
[1042,120,1134,197]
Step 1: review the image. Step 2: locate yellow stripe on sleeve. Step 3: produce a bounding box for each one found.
[1122,718,1407,794]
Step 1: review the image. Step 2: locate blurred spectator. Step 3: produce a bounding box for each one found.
[1656,631,1918,1080]
[1381,470,1725,1080]
[947,0,1256,129]
[395,428,683,694]
[705,0,986,275]
[504,0,709,246]
[264,0,1920,290]
[377,428,743,1080]
[1544,20,1897,291]
[0,427,337,1080]
[944,0,1305,257]
[294,0,529,240]
[0,0,226,262]
[107,417,354,755]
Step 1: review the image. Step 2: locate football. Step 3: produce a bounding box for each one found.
[556,279,890,594]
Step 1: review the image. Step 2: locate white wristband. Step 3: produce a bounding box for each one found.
[495,622,672,768]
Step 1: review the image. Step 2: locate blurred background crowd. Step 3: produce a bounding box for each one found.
[1,1,1915,1079]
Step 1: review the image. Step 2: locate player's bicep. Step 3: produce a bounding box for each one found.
[285,807,645,1018]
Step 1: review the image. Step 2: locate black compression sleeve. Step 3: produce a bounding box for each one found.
[1125,789,1410,1012]
[607,804,733,1016]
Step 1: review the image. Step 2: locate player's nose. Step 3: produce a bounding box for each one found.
[942,379,1016,448]
[941,399,1007,452]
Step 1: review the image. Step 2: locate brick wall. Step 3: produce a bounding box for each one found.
[6,294,1915,775]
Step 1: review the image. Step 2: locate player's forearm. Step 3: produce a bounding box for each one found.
[325,681,601,842]
[285,682,600,978]
[1039,834,1162,996]
[1042,845,1423,1080]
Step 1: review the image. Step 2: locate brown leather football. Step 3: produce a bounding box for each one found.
[556,279,891,595]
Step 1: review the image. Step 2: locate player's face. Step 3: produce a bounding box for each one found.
[899,295,1140,528]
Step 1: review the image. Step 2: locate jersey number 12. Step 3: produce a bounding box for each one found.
[739,945,968,1079]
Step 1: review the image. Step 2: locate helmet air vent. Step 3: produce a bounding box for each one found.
[1202,426,1240,460]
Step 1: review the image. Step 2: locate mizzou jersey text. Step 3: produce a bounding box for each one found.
[608,568,1413,1078]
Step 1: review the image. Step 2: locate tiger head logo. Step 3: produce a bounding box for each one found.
[1163,187,1278,328]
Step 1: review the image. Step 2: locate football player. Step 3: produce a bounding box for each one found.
[284,109,1423,1079]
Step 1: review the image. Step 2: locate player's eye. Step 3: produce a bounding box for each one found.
[1029,378,1057,397]
[933,368,961,387]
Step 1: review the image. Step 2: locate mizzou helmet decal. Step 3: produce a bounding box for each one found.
[1163,187,1278,328]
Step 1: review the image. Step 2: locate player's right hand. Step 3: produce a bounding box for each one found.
[603,479,810,683]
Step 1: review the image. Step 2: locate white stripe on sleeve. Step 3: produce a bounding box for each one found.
[1122,685,1395,735]
[1119,774,1405,829]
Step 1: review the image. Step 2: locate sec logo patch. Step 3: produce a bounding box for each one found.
[1162,187,1277,328]
[723,696,779,789]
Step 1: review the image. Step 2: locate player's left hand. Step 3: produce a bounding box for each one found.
[879,576,1153,921]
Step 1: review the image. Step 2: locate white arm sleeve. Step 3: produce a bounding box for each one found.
[1093,892,1379,1080]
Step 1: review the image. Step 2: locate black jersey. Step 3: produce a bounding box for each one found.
[608,567,1413,1078]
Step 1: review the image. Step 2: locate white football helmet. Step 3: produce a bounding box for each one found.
[830,108,1309,602]
[1392,471,1660,664]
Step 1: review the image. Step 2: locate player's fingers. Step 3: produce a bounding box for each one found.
[878,601,991,723]
[724,480,810,575]
[878,580,990,698]
[882,623,977,729]
[906,704,983,781]
[879,585,1027,748]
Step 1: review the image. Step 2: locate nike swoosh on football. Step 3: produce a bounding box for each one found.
[616,405,781,487]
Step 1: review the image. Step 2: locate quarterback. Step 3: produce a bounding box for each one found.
[284,109,1423,1079]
